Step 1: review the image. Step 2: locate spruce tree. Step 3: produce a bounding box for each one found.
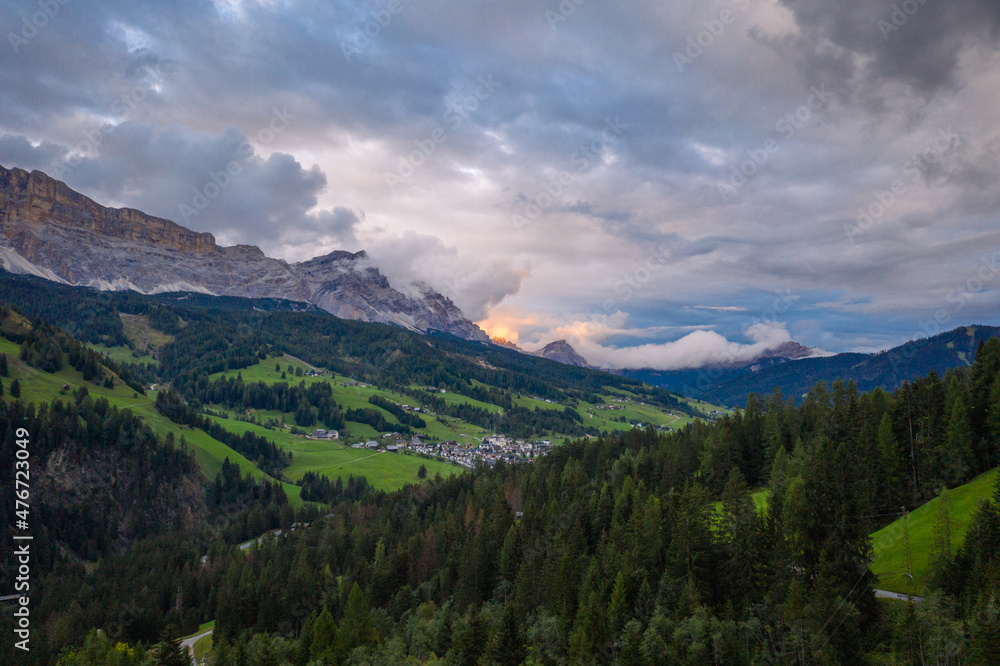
[310,606,340,662]
[152,624,189,666]
[10,378,20,399]
[340,583,374,652]
[946,392,974,484]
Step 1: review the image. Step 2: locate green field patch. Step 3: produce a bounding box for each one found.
[211,354,326,383]
[205,415,460,491]
[579,396,694,434]
[871,466,999,596]
[86,343,157,366]
[513,394,567,411]
[712,489,770,516]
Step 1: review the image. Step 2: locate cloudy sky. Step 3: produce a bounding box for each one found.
[3,0,1000,369]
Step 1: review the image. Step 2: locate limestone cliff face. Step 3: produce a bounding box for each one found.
[0,166,217,253]
[0,164,488,341]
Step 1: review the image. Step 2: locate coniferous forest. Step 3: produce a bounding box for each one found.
[0,277,999,663]
[2,293,1000,662]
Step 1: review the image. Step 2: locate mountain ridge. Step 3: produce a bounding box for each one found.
[0,163,488,341]
[631,325,1000,406]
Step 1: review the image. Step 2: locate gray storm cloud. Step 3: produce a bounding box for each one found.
[1,0,1000,355]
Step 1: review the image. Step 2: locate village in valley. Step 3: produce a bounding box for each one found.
[314,428,553,469]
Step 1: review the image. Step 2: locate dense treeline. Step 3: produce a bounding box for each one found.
[299,472,373,504]
[0,396,317,664]
[344,406,412,435]
[195,376,346,432]
[6,338,1000,661]
[155,389,292,477]
[0,396,201,574]
[184,342,1000,662]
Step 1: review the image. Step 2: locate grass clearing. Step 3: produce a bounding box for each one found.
[205,415,460,491]
[712,488,770,516]
[86,343,157,366]
[871,466,999,595]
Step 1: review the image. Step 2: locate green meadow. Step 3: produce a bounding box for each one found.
[871,466,999,596]
[204,415,460,491]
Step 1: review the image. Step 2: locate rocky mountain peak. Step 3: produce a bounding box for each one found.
[0,163,488,341]
[532,339,590,367]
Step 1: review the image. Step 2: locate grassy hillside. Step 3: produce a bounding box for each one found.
[3,335,471,501]
[0,336,305,506]
[211,355,710,445]
[870,466,999,596]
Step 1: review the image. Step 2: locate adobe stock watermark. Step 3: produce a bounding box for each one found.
[844,128,961,245]
[681,288,799,399]
[179,107,296,224]
[49,64,167,182]
[341,0,405,63]
[384,75,501,193]
[717,84,834,202]
[546,0,589,28]
[587,242,677,333]
[511,116,628,232]
[888,251,1000,374]
[876,0,931,41]
[673,0,751,73]
[7,0,71,53]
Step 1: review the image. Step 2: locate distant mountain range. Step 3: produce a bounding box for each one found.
[0,164,487,341]
[627,326,1000,406]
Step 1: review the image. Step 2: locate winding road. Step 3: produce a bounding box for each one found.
[180,629,213,666]
[874,589,924,602]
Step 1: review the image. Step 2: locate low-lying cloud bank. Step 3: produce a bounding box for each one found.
[511,313,817,370]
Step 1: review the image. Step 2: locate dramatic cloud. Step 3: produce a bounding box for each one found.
[572,322,797,371]
[2,0,999,362]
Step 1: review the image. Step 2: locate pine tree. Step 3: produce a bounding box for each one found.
[310,606,340,662]
[929,488,955,591]
[607,570,629,634]
[877,413,903,506]
[0,353,8,377]
[152,624,190,666]
[720,467,759,609]
[417,464,427,479]
[969,338,1000,463]
[945,391,974,484]
[485,603,525,666]
[340,582,374,652]
[10,378,20,399]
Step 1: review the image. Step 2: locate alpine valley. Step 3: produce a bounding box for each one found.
[3,168,1000,665]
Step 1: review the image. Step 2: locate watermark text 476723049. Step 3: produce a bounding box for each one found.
[11,427,33,652]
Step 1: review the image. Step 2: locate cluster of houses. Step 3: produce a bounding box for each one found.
[595,404,624,411]
[412,435,552,468]
[309,429,339,440]
[345,433,552,468]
